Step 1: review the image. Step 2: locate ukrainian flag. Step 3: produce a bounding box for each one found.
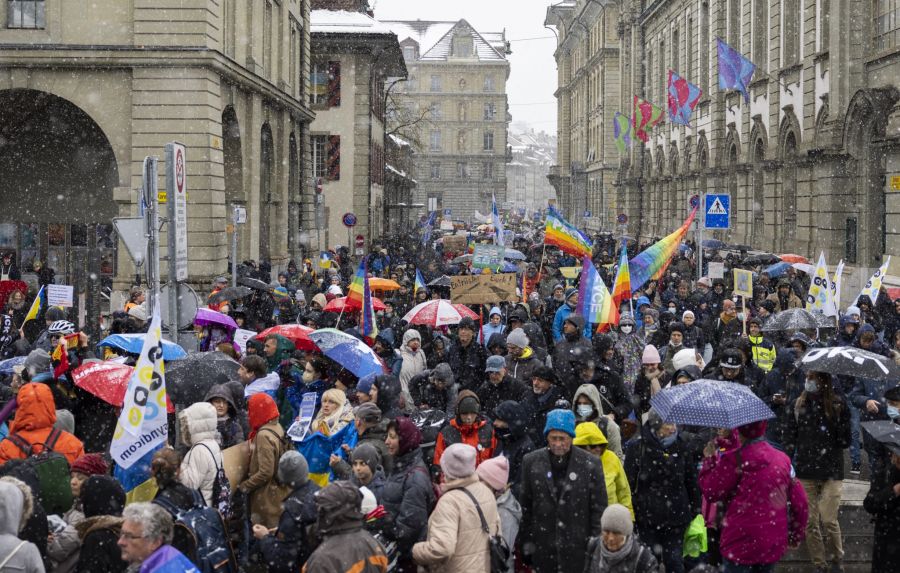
[22,286,45,324]
[296,422,358,487]
[114,445,161,504]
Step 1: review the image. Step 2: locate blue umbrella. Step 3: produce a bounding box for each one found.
[308,328,385,379]
[0,356,26,376]
[503,249,526,260]
[97,334,187,361]
[650,379,774,429]
[701,239,726,249]
[763,262,791,278]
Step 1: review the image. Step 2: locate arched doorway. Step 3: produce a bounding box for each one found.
[780,116,799,252]
[259,123,275,262]
[0,89,119,309]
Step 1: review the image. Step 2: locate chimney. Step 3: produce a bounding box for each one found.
[311,0,369,12]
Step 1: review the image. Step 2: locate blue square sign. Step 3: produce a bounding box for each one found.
[704,194,730,229]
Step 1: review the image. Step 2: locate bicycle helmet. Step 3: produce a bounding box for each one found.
[48,320,76,336]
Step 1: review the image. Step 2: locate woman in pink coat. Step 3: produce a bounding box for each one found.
[698,420,809,573]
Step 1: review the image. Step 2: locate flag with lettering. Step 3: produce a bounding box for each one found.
[667,70,703,125]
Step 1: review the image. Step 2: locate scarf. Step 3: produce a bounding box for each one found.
[600,534,635,567]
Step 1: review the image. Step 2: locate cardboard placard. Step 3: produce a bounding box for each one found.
[442,235,467,254]
[47,284,74,307]
[472,244,506,269]
[450,273,518,304]
[733,268,754,298]
[708,262,725,279]
[222,440,250,492]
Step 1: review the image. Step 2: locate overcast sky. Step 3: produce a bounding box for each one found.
[372,0,559,134]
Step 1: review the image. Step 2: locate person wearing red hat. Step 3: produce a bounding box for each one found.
[239,393,290,529]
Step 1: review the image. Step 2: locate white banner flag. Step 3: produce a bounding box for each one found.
[832,260,844,313]
[854,256,891,308]
[806,252,837,317]
[109,303,168,469]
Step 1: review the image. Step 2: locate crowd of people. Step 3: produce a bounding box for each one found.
[0,231,898,573]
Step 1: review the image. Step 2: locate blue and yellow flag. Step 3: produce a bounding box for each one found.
[22,286,45,324]
[296,422,358,487]
[414,269,426,299]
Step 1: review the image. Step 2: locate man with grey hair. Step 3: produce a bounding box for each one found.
[118,502,198,572]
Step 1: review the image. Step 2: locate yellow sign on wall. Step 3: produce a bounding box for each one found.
[891,175,900,191]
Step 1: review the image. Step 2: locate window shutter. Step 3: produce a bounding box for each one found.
[327,61,342,107]
[326,135,341,181]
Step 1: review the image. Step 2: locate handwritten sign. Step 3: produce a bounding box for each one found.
[233,329,257,352]
[47,284,74,308]
[450,273,518,305]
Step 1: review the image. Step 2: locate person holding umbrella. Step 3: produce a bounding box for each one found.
[862,404,900,572]
[784,371,851,573]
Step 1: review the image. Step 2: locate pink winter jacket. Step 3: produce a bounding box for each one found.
[698,437,809,565]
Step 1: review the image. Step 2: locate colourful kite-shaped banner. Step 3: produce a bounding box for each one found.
[613,112,632,153]
[544,206,593,259]
[717,38,756,103]
[629,207,698,291]
[667,70,703,126]
[632,96,664,143]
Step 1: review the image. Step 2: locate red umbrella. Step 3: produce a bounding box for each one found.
[255,324,318,351]
[452,304,479,319]
[72,361,133,407]
[323,296,387,313]
[779,254,809,264]
[402,300,479,327]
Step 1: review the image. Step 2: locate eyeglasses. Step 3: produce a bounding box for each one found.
[119,531,145,541]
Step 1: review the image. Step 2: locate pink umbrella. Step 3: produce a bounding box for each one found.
[402,300,477,327]
[194,307,238,331]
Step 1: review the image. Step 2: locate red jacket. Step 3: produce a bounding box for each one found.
[433,417,496,468]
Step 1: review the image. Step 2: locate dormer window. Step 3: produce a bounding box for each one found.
[452,34,474,57]
[402,44,418,61]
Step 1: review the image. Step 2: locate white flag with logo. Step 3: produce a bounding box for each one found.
[853,256,891,308]
[832,260,844,313]
[805,252,837,317]
[110,303,169,469]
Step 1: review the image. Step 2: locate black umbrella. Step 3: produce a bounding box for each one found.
[742,253,781,266]
[799,346,900,381]
[727,244,753,252]
[167,351,241,405]
[239,277,271,291]
[428,275,452,288]
[207,285,252,305]
[861,420,900,455]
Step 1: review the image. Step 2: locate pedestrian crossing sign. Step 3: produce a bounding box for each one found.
[704,194,730,229]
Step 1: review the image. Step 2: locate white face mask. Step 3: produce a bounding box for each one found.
[576,404,593,418]
[620,325,633,334]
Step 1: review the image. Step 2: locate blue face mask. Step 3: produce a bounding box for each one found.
[887,405,900,420]
[659,432,677,448]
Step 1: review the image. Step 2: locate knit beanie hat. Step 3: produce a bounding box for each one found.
[354,402,382,424]
[476,455,509,492]
[642,344,661,364]
[671,348,698,373]
[441,443,477,480]
[601,504,633,536]
[647,408,665,434]
[543,408,576,437]
[506,328,529,349]
[682,310,695,321]
[277,450,310,487]
[54,409,75,434]
[70,453,109,477]
[356,373,376,395]
[351,443,382,474]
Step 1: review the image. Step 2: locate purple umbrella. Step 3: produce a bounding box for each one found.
[193,308,238,331]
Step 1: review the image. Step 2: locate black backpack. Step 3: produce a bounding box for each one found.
[4,428,73,515]
[154,489,237,573]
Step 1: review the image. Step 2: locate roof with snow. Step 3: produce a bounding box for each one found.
[381,19,508,61]
[311,10,395,35]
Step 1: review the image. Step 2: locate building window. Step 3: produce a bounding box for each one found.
[672,29,680,75]
[457,162,469,178]
[483,75,495,92]
[7,0,45,28]
[483,102,496,121]
[483,162,494,179]
[483,131,494,151]
[753,0,768,72]
[263,0,273,78]
[687,17,694,81]
[310,61,341,106]
[874,0,900,51]
[453,34,474,57]
[430,130,442,151]
[783,0,800,65]
[700,3,709,92]
[431,163,441,179]
[402,44,417,60]
[820,0,830,51]
[312,135,327,179]
[430,75,442,92]
[783,132,798,240]
[658,39,666,103]
[729,0,741,47]
[430,102,442,120]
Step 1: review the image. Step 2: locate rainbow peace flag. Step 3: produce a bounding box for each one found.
[632,95,664,142]
[545,206,593,258]
[611,243,632,310]
[360,261,378,339]
[346,260,367,307]
[577,257,617,327]
[629,207,698,291]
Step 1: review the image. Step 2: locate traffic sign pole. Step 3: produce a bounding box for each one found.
[165,142,187,341]
[142,157,160,315]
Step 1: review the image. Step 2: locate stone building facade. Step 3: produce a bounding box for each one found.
[0,0,314,311]
[382,19,511,223]
[310,6,405,250]
[548,0,900,269]
[507,128,559,217]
